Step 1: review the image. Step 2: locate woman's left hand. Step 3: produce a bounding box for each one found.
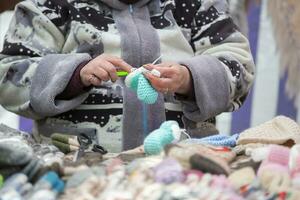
[143,62,192,95]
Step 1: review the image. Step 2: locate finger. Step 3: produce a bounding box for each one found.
[101,55,132,72]
[93,67,110,82]
[88,75,102,86]
[155,62,174,68]
[143,64,154,71]
[144,73,174,92]
[99,60,118,82]
[144,64,175,78]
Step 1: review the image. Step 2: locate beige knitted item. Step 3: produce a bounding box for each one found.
[233,143,268,155]
[237,116,300,145]
[165,143,232,174]
[228,167,256,189]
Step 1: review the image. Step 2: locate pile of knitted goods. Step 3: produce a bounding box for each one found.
[2,115,300,200]
[59,138,300,200]
[0,124,65,199]
[0,124,64,181]
[60,157,242,200]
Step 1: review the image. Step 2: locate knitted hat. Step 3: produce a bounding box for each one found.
[228,167,256,189]
[237,116,300,145]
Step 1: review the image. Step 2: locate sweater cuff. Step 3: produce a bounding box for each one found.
[57,60,92,100]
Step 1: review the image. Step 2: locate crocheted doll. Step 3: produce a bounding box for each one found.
[125,67,160,104]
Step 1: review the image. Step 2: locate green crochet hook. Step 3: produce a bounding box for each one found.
[117,71,129,77]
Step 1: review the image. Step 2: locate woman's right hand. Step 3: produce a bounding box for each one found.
[80,54,132,86]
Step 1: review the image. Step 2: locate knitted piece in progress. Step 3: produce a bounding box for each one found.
[237,116,300,145]
[125,69,158,104]
[143,121,180,155]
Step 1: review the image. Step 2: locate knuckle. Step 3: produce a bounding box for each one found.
[107,67,116,74]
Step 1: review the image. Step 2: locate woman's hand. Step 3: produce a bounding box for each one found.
[143,62,193,95]
[80,54,132,86]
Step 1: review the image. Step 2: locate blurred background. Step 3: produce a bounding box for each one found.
[0,0,298,134]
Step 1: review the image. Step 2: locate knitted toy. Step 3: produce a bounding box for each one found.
[184,134,239,147]
[143,121,182,155]
[125,67,160,104]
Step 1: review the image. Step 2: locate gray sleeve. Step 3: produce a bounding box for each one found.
[179,55,230,122]
[30,53,91,117]
[0,1,92,119]
[177,0,255,122]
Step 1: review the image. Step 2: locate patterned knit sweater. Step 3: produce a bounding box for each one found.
[0,0,255,152]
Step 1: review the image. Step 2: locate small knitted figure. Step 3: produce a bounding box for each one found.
[184,134,239,147]
[125,67,159,104]
[143,121,181,155]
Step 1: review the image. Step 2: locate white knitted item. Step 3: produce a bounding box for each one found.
[237,116,300,145]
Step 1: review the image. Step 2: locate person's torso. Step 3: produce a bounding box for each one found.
[34,0,216,152]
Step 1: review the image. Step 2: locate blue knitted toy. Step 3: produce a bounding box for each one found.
[125,67,158,104]
[183,134,239,147]
[144,121,181,155]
